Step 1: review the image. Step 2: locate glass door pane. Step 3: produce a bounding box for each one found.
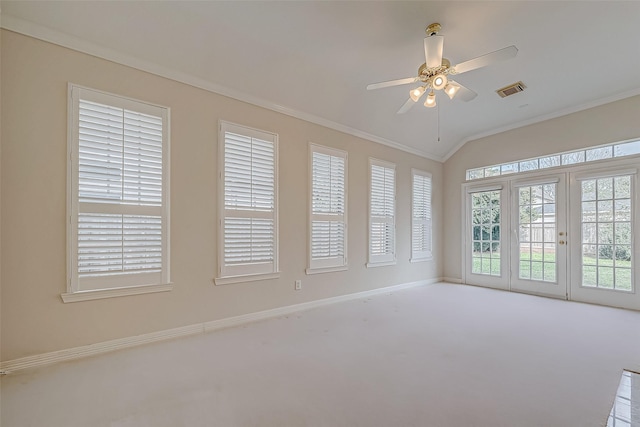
[518,184,557,282]
[510,175,567,298]
[471,190,501,276]
[465,185,508,290]
[580,176,633,291]
[570,167,639,311]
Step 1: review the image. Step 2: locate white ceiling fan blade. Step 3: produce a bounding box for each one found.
[397,98,417,114]
[424,35,444,69]
[453,45,518,75]
[367,77,418,90]
[450,80,477,102]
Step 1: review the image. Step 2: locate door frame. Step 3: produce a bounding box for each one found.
[568,163,640,311]
[509,174,568,299]
[461,155,640,310]
[462,182,510,290]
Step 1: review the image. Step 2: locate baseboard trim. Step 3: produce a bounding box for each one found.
[203,278,438,333]
[1,278,439,374]
[0,324,204,374]
[443,277,463,284]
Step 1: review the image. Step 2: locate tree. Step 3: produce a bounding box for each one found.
[471,191,500,253]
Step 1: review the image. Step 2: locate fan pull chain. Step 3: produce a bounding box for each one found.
[437,103,441,143]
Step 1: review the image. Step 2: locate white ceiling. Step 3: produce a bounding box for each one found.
[2,1,640,161]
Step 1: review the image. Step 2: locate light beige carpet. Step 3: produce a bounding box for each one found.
[3,283,640,426]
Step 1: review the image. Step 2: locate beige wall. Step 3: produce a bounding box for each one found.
[443,95,640,281]
[0,30,442,361]
[0,28,3,365]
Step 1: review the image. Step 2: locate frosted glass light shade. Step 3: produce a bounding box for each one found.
[424,91,437,107]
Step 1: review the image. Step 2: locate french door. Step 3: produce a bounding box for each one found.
[464,185,509,290]
[510,175,567,299]
[464,161,639,310]
[569,168,640,310]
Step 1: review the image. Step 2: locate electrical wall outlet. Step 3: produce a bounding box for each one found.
[295,280,302,290]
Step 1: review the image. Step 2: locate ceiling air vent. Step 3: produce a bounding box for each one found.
[496,81,526,98]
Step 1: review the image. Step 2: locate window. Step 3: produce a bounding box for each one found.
[215,121,278,285]
[466,138,640,181]
[411,170,432,262]
[65,85,170,302]
[307,144,347,273]
[368,159,396,266]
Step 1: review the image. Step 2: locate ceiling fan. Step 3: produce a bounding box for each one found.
[367,23,518,113]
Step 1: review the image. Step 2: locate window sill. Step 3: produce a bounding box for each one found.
[366,260,397,268]
[61,283,173,303]
[305,265,348,275]
[410,256,434,263]
[214,272,280,286]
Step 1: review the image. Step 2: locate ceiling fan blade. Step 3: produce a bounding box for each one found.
[449,80,478,102]
[397,98,417,114]
[367,77,418,90]
[424,35,444,69]
[453,45,518,75]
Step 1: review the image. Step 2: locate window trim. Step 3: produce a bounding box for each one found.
[306,143,348,275]
[367,158,396,267]
[411,169,433,262]
[215,120,280,285]
[61,283,173,303]
[66,84,171,301]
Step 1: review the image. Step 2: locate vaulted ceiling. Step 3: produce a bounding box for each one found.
[2,1,640,161]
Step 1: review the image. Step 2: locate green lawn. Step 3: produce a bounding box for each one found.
[472,251,632,290]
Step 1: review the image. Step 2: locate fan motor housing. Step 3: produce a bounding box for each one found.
[418,58,451,82]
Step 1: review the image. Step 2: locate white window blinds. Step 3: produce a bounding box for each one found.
[219,122,278,279]
[411,170,433,261]
[309,144,347,271]
[69,86,170,292]
[368,159,396,265]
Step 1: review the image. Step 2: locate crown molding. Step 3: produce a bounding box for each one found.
[8,13,637,166]
[0,14,443,162]
[442,88,640,162]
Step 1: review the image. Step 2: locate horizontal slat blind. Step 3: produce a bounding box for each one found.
[224,132,274,211]
[310,146,347,269]
[123,110,164,205]
[224,217,274,265]
[370,164,395,217]
[369,160,395,264]
[412,171,432,260]
[220,123,278,278]
[71,87,168,292]
[311,221,345,259]
[78,101,163,206]
[312,151,345,215]
[78,214,162,274]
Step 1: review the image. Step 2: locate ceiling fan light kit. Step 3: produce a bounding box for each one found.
[410,86,426,102]
[432,73,447,90]
[444,81,461,99]
[366,22,518,114]
[424,91,437,108]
